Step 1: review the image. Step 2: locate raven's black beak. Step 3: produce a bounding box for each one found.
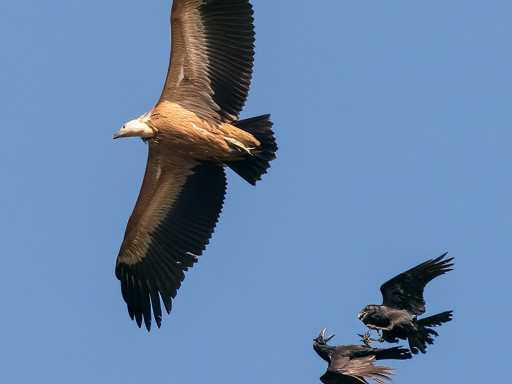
[319,328,335,342]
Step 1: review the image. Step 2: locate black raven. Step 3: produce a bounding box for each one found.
[313,328,412,384]
[358,253,454,354]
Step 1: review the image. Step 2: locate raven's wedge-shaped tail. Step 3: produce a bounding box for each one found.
[373,346,413,361]
[409,310,453,354]
[226,114,277,185]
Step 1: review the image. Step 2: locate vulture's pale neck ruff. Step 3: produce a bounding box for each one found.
[113,114,155,139]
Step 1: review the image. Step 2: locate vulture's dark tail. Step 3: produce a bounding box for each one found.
[226,114,277,185]
[409,310,453,354]
[373,346,413,361]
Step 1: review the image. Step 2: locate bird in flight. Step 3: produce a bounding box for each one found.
[313,328,412,384]
[113,0,277,330]
[358,253,454,354]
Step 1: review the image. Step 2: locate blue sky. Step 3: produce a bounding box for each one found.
[1,0,510,382]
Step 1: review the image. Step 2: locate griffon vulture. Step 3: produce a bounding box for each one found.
[113,0,277,330]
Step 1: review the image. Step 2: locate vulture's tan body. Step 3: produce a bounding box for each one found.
[148,101,260,160]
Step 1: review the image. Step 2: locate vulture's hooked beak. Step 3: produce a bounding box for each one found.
[112,130,125,140]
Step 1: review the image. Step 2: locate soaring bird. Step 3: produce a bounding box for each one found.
[112,0,277,330]
[313,329,412,384]
[358,253,454,354]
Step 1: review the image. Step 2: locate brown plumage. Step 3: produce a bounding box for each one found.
[313,329,412,384]
[113,0,277,330]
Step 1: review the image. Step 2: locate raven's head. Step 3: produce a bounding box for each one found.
[358,305,379,324]
[313,328,335,345]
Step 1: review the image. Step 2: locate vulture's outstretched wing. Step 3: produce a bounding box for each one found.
[158,0,255,122]
[321,355,394,384]
[115,144,226,330]
[380,253,454,315]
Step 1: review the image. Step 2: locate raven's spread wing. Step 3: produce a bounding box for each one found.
[320,355,394,384]
[380,253,454,315]
[157,0,255,122]
[115,144,226,330]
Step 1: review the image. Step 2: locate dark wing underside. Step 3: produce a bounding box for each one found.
[158,0,255,122]
[321,355,394,384]
[115,144,226,330]
[380,253,454,315]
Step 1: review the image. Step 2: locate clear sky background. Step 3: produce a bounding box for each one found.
[1,0,510,382]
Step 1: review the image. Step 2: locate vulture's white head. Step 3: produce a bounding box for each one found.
[113,115,155,140]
